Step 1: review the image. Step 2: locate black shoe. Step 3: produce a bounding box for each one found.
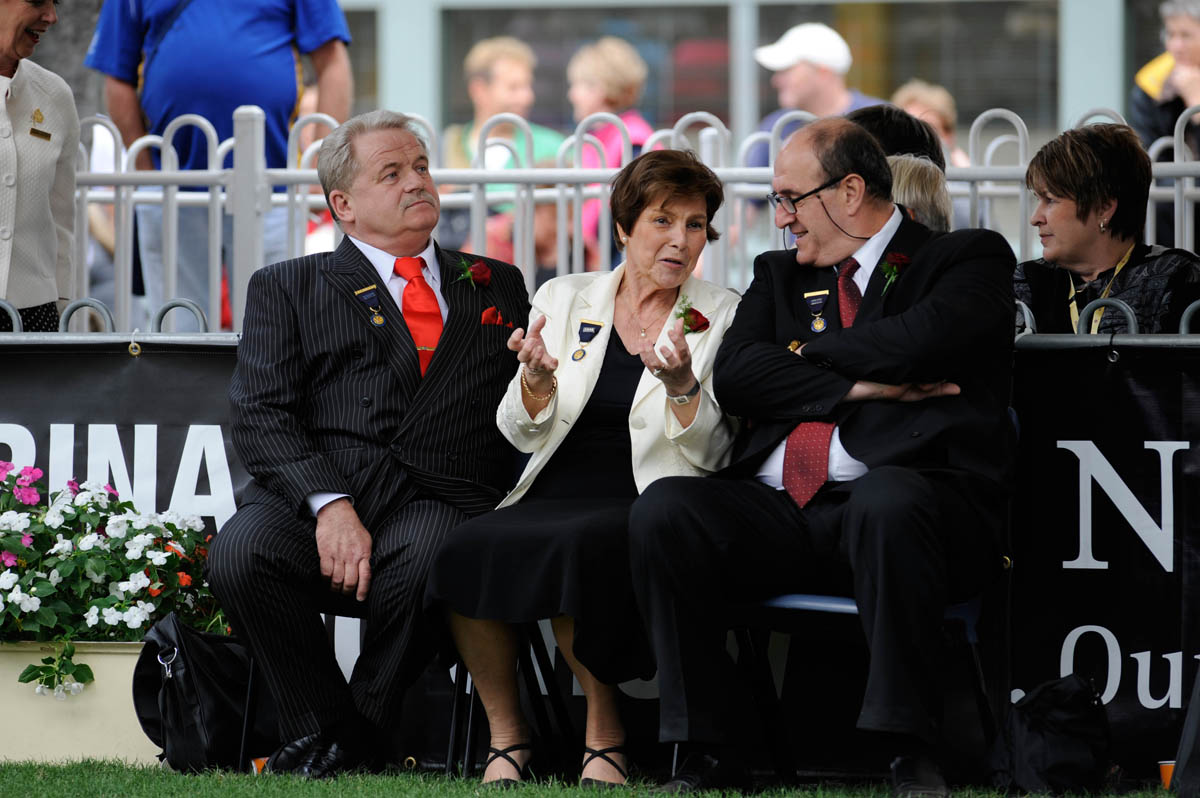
[265,733,359,779]
[265,733,322,774]
[580,745,629,788]
[891,754,949,798]
[484,742,533,787]
[657,752,745,794]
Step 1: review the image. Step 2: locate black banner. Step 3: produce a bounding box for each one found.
[1011,338,1200,771]
[0,336,249,537]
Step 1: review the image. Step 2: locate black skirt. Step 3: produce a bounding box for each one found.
[427,333,654,684]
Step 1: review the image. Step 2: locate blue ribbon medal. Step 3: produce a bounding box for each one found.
[572,320,604,361]
[354,284,386,327]
[804,290,829,333]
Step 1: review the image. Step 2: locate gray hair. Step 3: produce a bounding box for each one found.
[887,154,952,232]
[318,110,428,222]
[1162,1,1200,22]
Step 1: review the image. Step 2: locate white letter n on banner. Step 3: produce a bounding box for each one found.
[1058,440,1188,572]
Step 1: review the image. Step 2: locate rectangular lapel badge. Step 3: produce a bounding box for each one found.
[29,128,51,141]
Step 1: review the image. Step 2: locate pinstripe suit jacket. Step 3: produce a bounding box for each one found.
[229,237,530,527]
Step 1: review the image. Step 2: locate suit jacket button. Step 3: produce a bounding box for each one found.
[911,431,921,437]
[447,452,459,462]
[813,404,823,412]
[630,417,646,430]
[360,396,372,407]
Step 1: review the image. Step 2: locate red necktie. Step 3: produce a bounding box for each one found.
[782,257,861,508]
[393,256,443,376]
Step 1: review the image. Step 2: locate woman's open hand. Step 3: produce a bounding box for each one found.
[640,318,697,396]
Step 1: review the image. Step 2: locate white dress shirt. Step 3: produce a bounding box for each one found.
[306,235,448,517]
[757,206,903,491]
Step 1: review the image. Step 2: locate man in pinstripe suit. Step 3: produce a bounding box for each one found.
[207,110,530,777]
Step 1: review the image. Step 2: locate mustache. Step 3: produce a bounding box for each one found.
[403,191,436,208]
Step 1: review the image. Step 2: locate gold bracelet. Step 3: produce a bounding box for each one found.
[521,368,557,402]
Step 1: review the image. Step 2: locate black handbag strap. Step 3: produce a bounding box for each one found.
[143,0,199,73]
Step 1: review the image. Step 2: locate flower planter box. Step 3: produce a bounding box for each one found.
[0,641,160,763]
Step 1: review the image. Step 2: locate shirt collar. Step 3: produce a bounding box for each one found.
[844,206,903,291]
[348,235,441,291]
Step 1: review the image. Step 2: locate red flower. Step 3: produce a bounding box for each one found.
[681,307,710,333]
[481,306,501,326]
[177,572,193,587]
[467,261,491,287]
[148,586,163,597]
[884,252,911,268]
[456,256,491,289]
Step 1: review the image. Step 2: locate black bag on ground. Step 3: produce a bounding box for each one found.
[132,611,280,771]
[989,673,1110,794]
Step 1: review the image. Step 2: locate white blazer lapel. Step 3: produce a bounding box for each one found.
[553,266,623,420]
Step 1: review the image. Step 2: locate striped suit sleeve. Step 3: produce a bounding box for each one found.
[229,265,350,515]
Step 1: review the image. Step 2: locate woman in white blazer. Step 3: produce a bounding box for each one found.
[0,0,78,332]
[427,150,740,786]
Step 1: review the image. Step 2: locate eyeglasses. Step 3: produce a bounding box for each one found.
[766,174,846,215]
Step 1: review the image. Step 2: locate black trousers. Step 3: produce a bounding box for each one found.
[207,491,468,742]
[628,466,1003,748]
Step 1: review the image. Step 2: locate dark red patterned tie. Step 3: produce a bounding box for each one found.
[782,257,861,508]
[393,256,443,376]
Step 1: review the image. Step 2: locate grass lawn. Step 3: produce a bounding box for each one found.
[0,762,1171,798]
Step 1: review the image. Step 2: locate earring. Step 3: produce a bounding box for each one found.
[1098,219,1107,232]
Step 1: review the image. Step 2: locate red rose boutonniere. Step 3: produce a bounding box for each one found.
[675,295,710,333]
[455,256,491,289]
[879,252,910,296]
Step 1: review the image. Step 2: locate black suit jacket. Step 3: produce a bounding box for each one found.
[714,215,1016,487]
[229,237,530,527]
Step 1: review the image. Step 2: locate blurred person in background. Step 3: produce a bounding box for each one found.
[1016,124,1200,334]
[892,80,969,168]
[440,36,564,251]
[567,36,654,258]
[746,23,883,169]
[888,155,952,233]
[85,0,352,330]
[846,104,944,169]
[1130,0,1200,246]
[0,0,78,332]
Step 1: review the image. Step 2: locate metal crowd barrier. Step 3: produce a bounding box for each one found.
[47,105,1200,334]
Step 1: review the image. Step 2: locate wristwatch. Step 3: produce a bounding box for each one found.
[667,381,701,405]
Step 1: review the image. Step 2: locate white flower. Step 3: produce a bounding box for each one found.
[0,510,31,532]
[34,684,47,696]
[83,564,106,584]
[73,491,94,507]
[158,510,184,529]
[42,508,64,529]
[0,569,15,591]
[102,606,122,625]
[67,681,84,695]
[145,550,168,566]
[80,480,104,493]
[185,515,205,532]
[78,533,101,551]
[117,570,151,594]
[124,532,155,560]
[12,588,41,613]
[84,605,99,627]
[136,599,155,614]
[130,514,153,531]
[53,684,66,701]
[47,535,73,556]
[122,604,150,629]
[48,569,61,587]
[106,515,129,539]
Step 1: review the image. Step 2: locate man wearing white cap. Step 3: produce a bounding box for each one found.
[747,22,884,168]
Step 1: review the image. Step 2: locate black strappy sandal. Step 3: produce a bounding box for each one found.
[484,742,533,788]
[580,745,629,788]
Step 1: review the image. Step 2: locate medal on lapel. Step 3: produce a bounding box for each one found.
[354,284,386,327]
[804,290,830,332]
[572,320,604,361]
